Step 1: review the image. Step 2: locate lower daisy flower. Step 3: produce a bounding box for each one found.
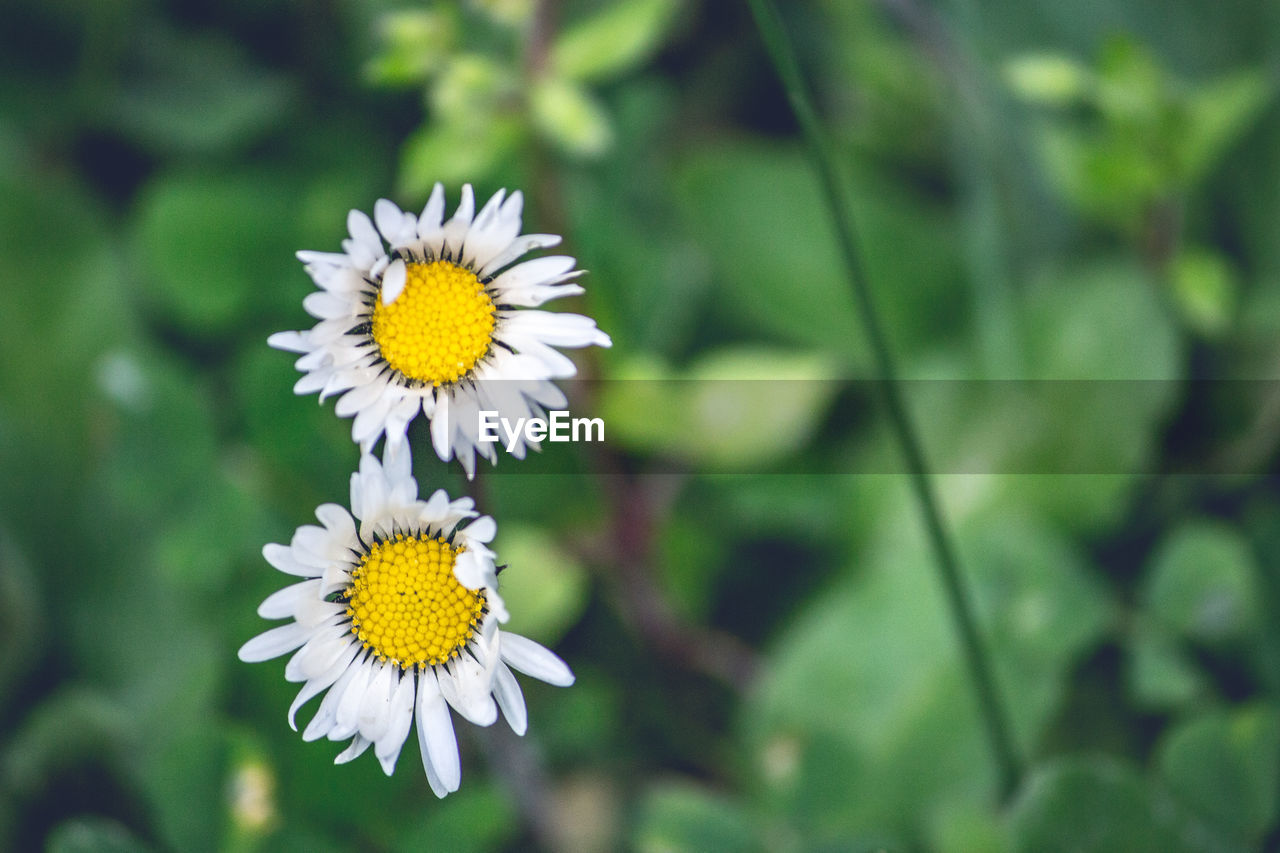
[271,183,612,477]
[238,447,575,796]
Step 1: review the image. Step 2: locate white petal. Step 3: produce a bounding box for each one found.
[262,543,317,577]
[238,621,311,662]
[331,657,377,740]
[267,331,310,353]
[351,392,394,450]
[430,391,454,462]
[503,310,612,349]
[358,661,396,743]
[441,184,475,257]
[257,578,321,618]
[492,661,528,736]
[285,627,350,682]
[288,642,360,731]
[347,209,382,255]
[453,549,493,591]
[335,376,391,418]
[290,525,344,567]
[499,633,575,687]
[381,258,407,306]
[463,516,496,544]
[478,233,562,278]
[375,673,417,775]
[490,256,579,293]
[419,183,446,233]
[438,659,498,727]
[334,735,371,764]
[314,503,356,543]
[416,669,461,795]
[374,198,410,243]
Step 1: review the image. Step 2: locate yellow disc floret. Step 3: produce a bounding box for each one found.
[371,260,496,386]
[343,533,486,668]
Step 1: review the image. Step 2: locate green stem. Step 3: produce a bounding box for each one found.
[745,0,1023,800]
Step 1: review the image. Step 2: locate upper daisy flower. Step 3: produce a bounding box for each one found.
[238,446,575,797]
[272,183,611,477]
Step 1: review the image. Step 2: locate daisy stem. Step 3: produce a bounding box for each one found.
[746,0,1024,801]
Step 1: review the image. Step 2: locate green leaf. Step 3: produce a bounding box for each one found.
[1169,248,1238,337]
[399,115,527,194]
[132,171,300,336]
[743,510,1109,843]
[530,77,614,157]
[393,783,518,853]
[1179,70,1273,186]
[429,54,515,122]
[1008,756,1179,853]
[0,532,42,699]
[988,260,1181,529]
[45,817,154,853]
[1142,520,1260,643]
[137,727,230,853]
[633,781,762,853]
[1156,705,1280,842]
[1004,54,1092,107]
[493,523,589,644]
[1126,621,1206,710]
[550,0,679,84]
[365,9,457,87]
[101,25,294,155]
[599,348,840,469]
[672,141,960,361]
[2,688,131,792]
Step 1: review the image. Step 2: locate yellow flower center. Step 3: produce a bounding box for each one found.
[343,533,486,668]
[371,260,496,386]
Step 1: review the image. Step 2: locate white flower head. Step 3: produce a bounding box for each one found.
[238,445,575,796]
[272,184,612,477]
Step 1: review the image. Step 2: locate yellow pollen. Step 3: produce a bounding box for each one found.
[371,260,496,386]
[343,533,486,668]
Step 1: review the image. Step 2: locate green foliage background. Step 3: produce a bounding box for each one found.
[2,0,1280,850]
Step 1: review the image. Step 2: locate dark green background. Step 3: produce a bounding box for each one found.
[2,0,1279,850]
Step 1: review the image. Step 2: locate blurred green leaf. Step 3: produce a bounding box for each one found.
[673,141,960,361]
[2,688,130,793]
[494,523,590,644]
[1127,621,1206,710]
[1005,54,1092,107]
[365,9,458,87]
[1142,520,1260,643]
[990,260,1181,529]
[961,517,1113,746]
[600,348,840,468]
[430,54,514,122]
[0,169,129,454]
[399,115,527,194]
[1179,70,1273,185]
[393,783,517,853]
[530,77,614,157]
[1156,705,1280,842]
[103,26,294,155]
[744,509,1108,843]
[1169,248,1238,337]
[137,727,229,853]
[45,817,153,853]
[132,170,300,336]
[633,781,762,853]
[1008,756,1178,853]
[0,532,42,699]
[550,0,679,84]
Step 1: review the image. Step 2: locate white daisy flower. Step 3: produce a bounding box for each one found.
[238,446,575,797]
[272,184,612,477]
